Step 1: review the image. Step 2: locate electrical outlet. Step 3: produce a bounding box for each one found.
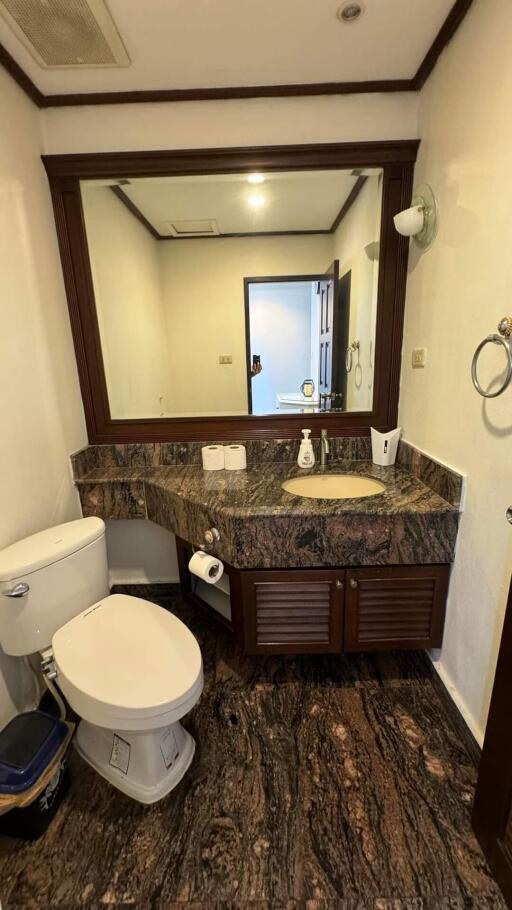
[219,355,233,364]
[412,348,427,368]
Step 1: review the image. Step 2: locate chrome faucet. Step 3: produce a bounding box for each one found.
[320,429,330,467]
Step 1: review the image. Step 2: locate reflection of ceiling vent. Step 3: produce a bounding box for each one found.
[0,0,130,68]
[165,220,220,238]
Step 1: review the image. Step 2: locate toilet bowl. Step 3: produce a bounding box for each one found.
[0,518,203,804]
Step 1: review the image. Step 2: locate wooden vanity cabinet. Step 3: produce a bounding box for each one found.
[344,566,449,652]
[239,569,345,655]
[175,538,449,655]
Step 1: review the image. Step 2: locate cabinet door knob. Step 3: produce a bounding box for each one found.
[349,578,358,589]
[336,579,343,589]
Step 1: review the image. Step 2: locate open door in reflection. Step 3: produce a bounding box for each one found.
[244,260,356,416]
[317,260,351,411]
[245,269,331,416]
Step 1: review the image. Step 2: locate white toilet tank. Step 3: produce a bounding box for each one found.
[0,517,109,656]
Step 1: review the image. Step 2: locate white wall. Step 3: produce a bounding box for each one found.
[0,69,87,724]
[398,0,512,744]
[332,174,382,410]
[249,282,314,414]
[41,93,418,155]
[81,185,172,418]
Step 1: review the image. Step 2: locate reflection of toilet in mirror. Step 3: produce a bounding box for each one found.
[0,518,203,805]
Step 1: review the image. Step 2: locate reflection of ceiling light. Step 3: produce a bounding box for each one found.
[247,173,265,184]
[249,195,265,207]
[337,3,364,23]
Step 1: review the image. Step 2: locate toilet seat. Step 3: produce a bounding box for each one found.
[52,594,203,731]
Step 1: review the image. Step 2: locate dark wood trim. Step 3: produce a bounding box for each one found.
[243,278,253,416]
[0,1,473,108]
[0,41,45,107]
[472,573,512,907]
[330,175,368,233]
[40,80,415,108]
[42,141,419,180]
[110,185,161,240]
[44,141,416,443]
[413,0,474,89]
[158,229,332,241]
[110,171,371,241]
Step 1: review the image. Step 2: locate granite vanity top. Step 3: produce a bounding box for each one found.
[75,459,455,517]
[73,450,461,569]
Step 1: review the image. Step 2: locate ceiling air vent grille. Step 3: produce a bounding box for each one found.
[165,220,220,238]
[0,0,130,68]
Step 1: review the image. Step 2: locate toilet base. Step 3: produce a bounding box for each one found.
[74,718,196,804]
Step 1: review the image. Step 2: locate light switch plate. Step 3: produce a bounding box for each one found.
[219,355,233,364]
[412,348,427,368]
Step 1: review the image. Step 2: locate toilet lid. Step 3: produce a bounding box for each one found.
[52,594,202,719]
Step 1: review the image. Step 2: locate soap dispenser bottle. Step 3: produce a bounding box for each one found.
[297,429,315,468]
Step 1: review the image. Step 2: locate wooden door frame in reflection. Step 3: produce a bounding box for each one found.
[43,141,418,443]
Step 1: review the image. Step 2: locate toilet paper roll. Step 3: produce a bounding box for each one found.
[223,444,247,471]
[201,445,225,471]
[188,550,224,585]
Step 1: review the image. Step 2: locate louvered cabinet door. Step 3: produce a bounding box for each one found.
[344,566,450,652]
[241,570,345,654]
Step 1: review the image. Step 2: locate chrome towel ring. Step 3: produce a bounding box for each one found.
[471,316,512,398]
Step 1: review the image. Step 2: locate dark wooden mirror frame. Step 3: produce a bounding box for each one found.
[43,140,419,443]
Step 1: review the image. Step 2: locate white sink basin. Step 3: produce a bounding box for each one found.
[282,474,386,500]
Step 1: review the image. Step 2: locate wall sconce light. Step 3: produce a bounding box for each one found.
[393,184,438,249]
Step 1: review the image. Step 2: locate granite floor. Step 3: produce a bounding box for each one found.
[0,585,506,910]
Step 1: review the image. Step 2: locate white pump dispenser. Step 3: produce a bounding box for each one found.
[297,429,315,468]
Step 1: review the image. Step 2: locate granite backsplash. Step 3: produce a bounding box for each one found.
[71,436,463,510]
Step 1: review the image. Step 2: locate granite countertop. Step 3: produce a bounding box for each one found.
[76,460,457,518]
[74,457,460,569]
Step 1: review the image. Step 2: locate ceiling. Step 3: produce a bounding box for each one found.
[0,0,459,97]
[84,170,381,236]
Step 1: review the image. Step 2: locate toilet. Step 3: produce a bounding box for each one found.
[0,517,203,804]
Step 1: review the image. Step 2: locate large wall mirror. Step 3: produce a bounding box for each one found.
[44,142,418,441]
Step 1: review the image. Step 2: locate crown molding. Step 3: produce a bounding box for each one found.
[0,0,473,109]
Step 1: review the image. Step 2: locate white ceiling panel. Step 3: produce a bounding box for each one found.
[0,0,456,95]
[111,170,377,235]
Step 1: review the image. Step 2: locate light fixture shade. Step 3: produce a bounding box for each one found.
[394,205,424,238]
[393,184,438,249]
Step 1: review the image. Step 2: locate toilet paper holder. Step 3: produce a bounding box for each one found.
[201,527,220,551]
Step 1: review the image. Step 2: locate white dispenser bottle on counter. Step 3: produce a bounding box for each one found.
[297,429,315,468]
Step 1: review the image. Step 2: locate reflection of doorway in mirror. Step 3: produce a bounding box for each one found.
[246,279,322,416]
[245,263,355,417]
